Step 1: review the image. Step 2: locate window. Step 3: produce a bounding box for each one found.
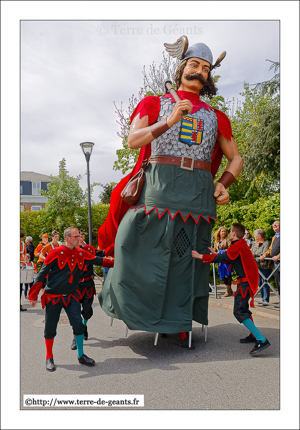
[31,205,42,211]
[20,205,24,211]
[20,185,23,195]
[32,182,41,195]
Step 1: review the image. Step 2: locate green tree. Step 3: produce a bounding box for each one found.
[20,211,45,246]
[41,158,99,235]
[231,61,280,185]
[98,182,117,204]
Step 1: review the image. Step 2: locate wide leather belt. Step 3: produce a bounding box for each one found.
[149,155,211,172]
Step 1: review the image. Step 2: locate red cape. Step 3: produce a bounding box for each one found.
[227,239,259,306]
[98,93,232,249]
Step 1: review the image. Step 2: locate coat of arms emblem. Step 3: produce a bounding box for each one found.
[179,115,204,146]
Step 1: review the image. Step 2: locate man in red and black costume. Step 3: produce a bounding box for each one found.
[70,231,114,350]
[192,223,271,355]
[29,227,114,371]
[98,36,243,348]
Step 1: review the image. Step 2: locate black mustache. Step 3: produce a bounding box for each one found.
[184,73,208,86]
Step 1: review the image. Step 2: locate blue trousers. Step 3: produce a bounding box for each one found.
[259,268,272,302]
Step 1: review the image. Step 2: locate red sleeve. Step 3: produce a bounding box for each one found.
[202,254,217,263]
[130,96,161,125]
[28,282,44,301]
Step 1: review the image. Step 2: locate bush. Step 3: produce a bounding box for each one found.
[20,210,46,246]
[20,203,110,249]
[215,194,279,241]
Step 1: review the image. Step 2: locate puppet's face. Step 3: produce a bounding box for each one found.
[179,57,210,93]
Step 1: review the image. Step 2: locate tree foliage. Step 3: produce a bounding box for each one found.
[231,75,280,183]
[215,193,280,241]
[98,182,117,204]
[20,203,110,248]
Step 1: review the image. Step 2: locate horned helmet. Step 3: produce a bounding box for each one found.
[164,35,226,70]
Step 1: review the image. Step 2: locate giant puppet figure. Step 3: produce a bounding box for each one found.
[98,36,243,346]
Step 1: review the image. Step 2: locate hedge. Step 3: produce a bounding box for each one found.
[20,203,110,249]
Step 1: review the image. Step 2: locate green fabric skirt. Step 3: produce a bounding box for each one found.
[99,164,216,332]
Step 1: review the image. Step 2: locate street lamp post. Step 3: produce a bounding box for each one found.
[80,142,94,245]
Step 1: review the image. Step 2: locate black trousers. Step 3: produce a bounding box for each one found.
[44,296,85,339]
[233,283,252,323]
[78,281,95,320]
[80,292,94,320]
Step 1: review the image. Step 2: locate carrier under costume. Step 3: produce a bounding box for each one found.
[98,37,232,333]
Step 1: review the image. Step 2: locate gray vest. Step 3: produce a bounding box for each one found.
[151,97,218,162]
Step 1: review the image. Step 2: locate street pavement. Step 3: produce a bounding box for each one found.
[20,278,280,413]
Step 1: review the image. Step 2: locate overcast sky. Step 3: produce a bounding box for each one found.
[20,19,280,202]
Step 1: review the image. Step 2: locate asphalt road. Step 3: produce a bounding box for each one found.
[20,285,280,412]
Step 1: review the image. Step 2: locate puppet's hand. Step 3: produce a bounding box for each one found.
[29,300,37,307]
[167,100,193,127]
[214,182,230,205]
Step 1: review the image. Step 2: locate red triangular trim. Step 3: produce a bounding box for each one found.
[132,204,215,224]
[43,245,97,284]
[77,286,96,300]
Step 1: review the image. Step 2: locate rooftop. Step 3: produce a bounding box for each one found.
[20,171,53,182]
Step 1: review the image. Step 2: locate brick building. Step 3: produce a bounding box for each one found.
[20,172,53,211]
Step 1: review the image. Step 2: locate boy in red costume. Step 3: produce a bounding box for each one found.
[192,223,271,355]
[29,227,114,371]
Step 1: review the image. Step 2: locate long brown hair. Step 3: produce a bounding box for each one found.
[213,226,230,250]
